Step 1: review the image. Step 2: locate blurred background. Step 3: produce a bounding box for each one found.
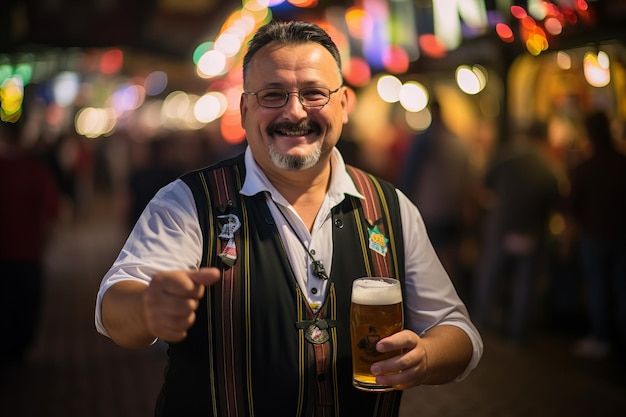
[1,0,626,416]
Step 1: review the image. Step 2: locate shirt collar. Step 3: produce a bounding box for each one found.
[240,146,364,207]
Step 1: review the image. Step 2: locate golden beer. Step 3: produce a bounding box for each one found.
[350,277,403,392]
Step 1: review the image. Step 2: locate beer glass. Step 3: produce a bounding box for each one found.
[350,277,403,392]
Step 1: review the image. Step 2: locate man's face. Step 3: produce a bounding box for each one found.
[240,42,348,172]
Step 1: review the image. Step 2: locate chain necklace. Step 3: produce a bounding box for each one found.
[275,204,328,280]
[274,204,335,344]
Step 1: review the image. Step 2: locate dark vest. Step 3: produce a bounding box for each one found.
[156,153,406,417]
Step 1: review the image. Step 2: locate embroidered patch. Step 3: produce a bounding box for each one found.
[368,225,388,257]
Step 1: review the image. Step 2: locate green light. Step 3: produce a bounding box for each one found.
[0,64,13,84]
[193,42,214,65]
[15,63,33,85]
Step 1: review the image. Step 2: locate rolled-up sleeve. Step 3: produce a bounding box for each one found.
[94,179,203,337]
[398,190,483,381]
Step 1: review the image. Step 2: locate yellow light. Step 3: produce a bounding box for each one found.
[584,52,610,87]
[556,51,572,70]
[398,81,428,112]
[345,7,370,40]
[194,92,227,124]
[456,65,485,94]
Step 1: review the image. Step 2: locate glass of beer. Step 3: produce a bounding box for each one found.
[350,277,403,392]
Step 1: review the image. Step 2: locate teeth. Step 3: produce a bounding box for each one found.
[277,130,310,135]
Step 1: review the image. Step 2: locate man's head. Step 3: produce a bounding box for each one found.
[240,21,348,173]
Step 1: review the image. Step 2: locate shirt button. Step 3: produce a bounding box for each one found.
[311,287,318,294]
[310,249,316,255]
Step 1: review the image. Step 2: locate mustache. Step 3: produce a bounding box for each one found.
[268,120,321,135]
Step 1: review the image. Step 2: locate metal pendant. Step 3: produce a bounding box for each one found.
[304,322,330,344]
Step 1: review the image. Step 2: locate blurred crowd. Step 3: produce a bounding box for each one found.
[1,101,626,368]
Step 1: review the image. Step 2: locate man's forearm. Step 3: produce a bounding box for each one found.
[101,280,156,349]
[420,324,473,385]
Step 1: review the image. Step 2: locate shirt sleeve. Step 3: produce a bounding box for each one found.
[397,189,483,381]
[94,179,202,337]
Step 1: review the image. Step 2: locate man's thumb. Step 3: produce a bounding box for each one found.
[189,267,221,287]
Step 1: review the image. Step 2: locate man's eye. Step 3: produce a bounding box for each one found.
[260,91,285,100]
[302,89,326,100]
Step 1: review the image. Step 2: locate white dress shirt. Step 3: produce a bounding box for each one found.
[95,146,482,381]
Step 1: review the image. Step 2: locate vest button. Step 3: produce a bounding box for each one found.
[265,216,275,225]
[317,373,326,382]
[334,218,344,229]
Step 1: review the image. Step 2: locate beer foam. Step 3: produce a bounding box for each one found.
[351,278,402,305]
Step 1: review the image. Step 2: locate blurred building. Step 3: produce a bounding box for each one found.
[0,0,624,183]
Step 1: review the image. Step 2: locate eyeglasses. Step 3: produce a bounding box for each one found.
[243,86,342,108]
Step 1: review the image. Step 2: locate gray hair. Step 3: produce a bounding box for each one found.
[242,20,342,86]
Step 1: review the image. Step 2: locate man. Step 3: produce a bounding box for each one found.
[96,20,482,416]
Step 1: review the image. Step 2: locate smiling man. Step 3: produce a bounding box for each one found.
[95,20,482,417]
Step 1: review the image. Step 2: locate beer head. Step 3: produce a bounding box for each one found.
[351,277,402,305]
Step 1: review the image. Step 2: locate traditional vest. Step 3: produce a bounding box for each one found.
[156,153,406,417]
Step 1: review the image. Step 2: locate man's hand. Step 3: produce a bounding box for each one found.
[371,325,472,389]
[144,267,221,343]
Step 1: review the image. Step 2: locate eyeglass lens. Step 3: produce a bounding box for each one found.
[256,87,332,108]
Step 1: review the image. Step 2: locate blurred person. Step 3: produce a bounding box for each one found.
[0,120,60,366]
[400,101,473,301]
[564,110,626,359]
[95,21,482,416]
[42,133,92,221]
[472,121,561,345]
[127,137,184,228]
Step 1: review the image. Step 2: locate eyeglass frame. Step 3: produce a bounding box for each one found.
[243,85,343,109]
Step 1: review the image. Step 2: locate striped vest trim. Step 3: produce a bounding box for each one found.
[165,153,405,417]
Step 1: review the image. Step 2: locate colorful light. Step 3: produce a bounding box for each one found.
[100,49,124,75]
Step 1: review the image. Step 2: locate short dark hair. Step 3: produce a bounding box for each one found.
[242,20,342,86]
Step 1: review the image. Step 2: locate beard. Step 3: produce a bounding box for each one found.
[268,142,322,170]
[267,120,323,170]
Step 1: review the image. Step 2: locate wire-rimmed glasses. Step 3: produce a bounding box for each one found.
[243,86,342,108]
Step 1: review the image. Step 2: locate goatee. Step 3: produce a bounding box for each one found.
[269,145,321,170]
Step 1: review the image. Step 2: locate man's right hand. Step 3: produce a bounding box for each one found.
[102,267,221,349]
[144,267,221,343]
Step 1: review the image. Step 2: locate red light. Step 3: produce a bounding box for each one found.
[100,49,123,74]
[510,5,527,20]
[383,46,409,75]
[496,23,514,43]
[343,57,371,87]
[419,34,447,59]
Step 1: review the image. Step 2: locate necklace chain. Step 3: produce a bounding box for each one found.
[274,204,329,281]
[274,203,336,344]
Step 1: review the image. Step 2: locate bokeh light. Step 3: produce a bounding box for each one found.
[144,71,168,96]
[376,74,402,103]
[398,81,428,112]
[194,91,228,124]
[456,65,487,95]
[53,71,80,107]
[100,49,124,75]
[584,51,610,87]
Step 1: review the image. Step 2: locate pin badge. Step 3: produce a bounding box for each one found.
[368,225,388,257]
[217,214,241,266]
